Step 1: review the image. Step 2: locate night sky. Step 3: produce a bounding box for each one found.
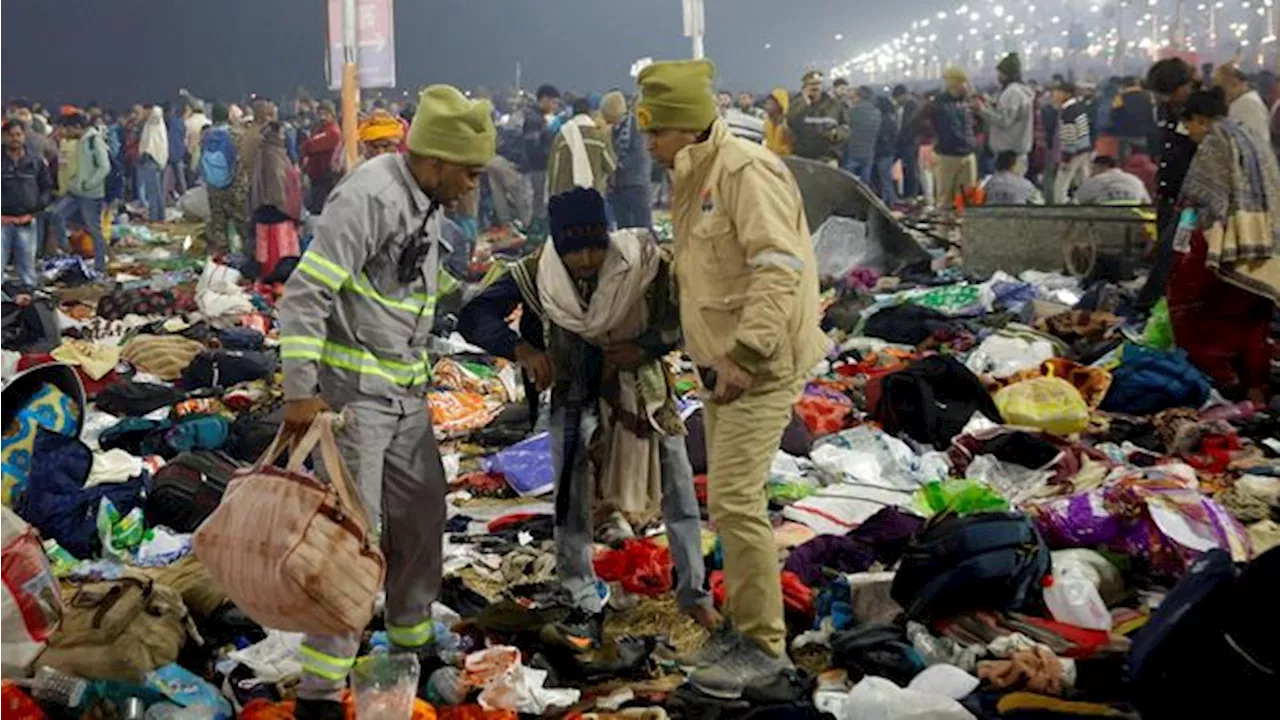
[1,0,932,109]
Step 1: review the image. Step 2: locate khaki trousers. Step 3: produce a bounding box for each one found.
[935,153,977,210]
[703,375,805,657]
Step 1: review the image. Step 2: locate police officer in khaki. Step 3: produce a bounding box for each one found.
[637,59,828,698]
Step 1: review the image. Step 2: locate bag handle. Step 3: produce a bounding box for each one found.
[252,413,371,530]
[292,413,373,532]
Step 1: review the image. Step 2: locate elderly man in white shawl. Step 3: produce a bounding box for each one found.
[457,187,717,651]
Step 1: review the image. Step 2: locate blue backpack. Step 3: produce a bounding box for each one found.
[200,126,236,189]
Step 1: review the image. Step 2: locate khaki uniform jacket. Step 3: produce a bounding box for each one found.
[670,120,828,383]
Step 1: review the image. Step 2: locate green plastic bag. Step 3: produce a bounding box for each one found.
[96,498,146,560]
[916,479,1009,516]
[1141,298,1174,350]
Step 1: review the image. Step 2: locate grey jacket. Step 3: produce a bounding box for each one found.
[980,82,1035,155]
[844,100,883,162]
[279,153,443,408]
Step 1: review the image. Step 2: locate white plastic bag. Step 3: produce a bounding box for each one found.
[1042,564,1112,632]
[2,506,63,676]
[812,216,876,283]
[841,676,975,720]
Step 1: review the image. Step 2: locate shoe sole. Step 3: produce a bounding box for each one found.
[689,677,745,700]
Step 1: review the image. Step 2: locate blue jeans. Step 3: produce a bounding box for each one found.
[52,194,108,272]
[2,222,39,287]
[550,403,710,614]
[844,157,873,185]
[138,157,164,221]
[610,185,653,229]
[874,156,898,206]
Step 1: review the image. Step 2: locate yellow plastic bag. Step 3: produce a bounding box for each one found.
[994,376,1089,435]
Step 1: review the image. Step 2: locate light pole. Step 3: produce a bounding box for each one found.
[341,0,359,170]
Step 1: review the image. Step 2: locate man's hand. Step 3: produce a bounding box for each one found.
[603,340,648,371]
[711,356,753,404]
[515,342,554,392]
[282,397,331,438]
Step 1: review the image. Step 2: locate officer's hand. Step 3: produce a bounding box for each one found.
[282,397,331,438]
[711,356,753,404]
[515,343,554,392]
[603,341,648,371]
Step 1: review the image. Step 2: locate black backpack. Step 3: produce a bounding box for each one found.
[2,297,60,353]
[1126,547,1278,717]
[891,511,1050,620]
[181,350,278,390]
[226,403,284,464]
[94,381,187,417]
[873,355,1001,450]
[144,450,243,532]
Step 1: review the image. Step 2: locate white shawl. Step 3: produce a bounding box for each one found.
[537,227,661,342]
[140,106,169,167]
[551,114,600,196]
[538,228,669,524]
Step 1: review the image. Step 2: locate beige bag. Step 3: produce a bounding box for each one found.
[37,575,192,681]
[193,413,385,635]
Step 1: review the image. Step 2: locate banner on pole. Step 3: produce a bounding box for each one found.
[326,0,396,90]
[682,0,704,39]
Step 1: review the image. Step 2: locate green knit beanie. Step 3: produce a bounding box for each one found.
[407,85,496,166]
[997,53,1022,78]
[635,60,718,132]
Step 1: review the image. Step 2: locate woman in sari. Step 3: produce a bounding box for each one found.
[1169,89,1280,403]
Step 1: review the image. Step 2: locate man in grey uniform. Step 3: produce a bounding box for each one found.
[278,85,495,720]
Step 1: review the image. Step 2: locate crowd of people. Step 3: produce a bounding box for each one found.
[2,49,1279,719]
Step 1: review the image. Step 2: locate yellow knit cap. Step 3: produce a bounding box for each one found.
[635,60,718,132]
[943,67,969,86]
[407,85,496,166]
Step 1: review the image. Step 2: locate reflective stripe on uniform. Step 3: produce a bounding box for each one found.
[386,620,435,648]
[281,336,430,386]
[749,250,805,272]
[346,273,437,315]
[298,251,350,291]
[298,644,357,682]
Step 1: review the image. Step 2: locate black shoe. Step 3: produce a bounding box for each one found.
[293,698,344,720]
[540,608,602,653]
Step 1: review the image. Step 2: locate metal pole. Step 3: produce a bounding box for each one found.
[693,34,705,59]
[341,0,360,170]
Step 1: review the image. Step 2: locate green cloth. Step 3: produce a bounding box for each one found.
[408,85,496,166]
[546,121,617,196]
[636,59,719,132]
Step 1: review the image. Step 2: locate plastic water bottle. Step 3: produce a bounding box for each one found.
[25,666,89,708]
[1043,567,1112,632]
[424,666,464,706]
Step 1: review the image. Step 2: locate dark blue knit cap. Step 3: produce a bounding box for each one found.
[548,187,610,256]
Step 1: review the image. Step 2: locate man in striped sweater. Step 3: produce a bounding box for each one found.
[1053,82,1093,203]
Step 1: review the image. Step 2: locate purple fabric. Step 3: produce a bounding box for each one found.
[1026,468,1251,578]
[842,266,882,292]
[783,535,875,586]
[848,507,927,566]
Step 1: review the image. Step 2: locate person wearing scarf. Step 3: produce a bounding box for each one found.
[1170,88,1280,403]
[456,187,716,651]
[359,109,405,160]
[138,106,168,221]
[546,98,617,198]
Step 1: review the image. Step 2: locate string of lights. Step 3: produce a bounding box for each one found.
[827,0,1277,84]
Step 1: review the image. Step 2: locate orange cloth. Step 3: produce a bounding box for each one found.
[239,692,437,720]
[359,110,406,143]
